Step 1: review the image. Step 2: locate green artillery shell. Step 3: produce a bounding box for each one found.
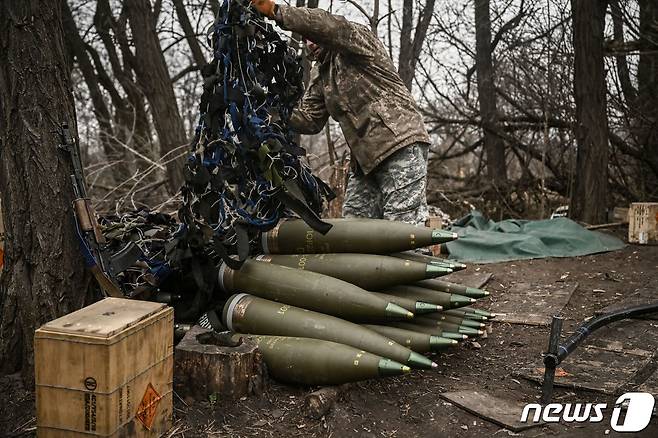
[458,319,486,329]
[444,309,488,321]
[391,252,467,271]
[260,218,458,254]
[389,322,468,340]
[422,313,487,329]
[416,279,490,299]
[223,294,436,369]
[412,316,484,336]
[458,307,494,318]
[218,260,413,321]
[255,253,451,290]
[369,291,442,315]
[385,285,476,309]
[242,335,410,385]
[363,324,458,353]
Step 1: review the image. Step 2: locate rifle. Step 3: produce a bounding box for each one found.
[57,123,129,298]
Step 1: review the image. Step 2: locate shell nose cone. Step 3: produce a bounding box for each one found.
[450,294,477,307]
[385,302,415,319]
[415,302,443,314]
[407,351,435,369]
[465,287,490,298]
[377,358,411,376]
[430,336,459,349]
[425,264,453,277]
[458,326,482,336]
[431,229,459,244]
[442,332,468,340]
[460,319,486,329]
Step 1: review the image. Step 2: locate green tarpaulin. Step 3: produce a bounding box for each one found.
[445,211,625,264]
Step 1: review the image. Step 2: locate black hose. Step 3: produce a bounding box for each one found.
[544,302,658,368]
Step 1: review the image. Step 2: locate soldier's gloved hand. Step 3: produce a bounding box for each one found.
[251,0,276,17]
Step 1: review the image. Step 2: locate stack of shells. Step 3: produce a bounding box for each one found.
[211,217,494,385]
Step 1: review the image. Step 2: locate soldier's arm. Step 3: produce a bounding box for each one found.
[288,68,329,135]
[274,6,376,59]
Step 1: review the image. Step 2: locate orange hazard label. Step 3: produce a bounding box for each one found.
[135,383,161,430]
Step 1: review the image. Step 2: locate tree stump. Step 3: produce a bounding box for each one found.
[174,326,267,401]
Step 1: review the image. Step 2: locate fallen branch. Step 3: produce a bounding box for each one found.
[586,222,626,230]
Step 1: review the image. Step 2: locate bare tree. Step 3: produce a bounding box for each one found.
[474,0,507,189]
[125,0,188,193]
[62,1,133,184]
[0,0,90,384]
[636,0,658,180]
[92,0,156,181]
[173,0,207,69]
[57,0,657,220]
[398,0,436,90]
[569,0,609,223]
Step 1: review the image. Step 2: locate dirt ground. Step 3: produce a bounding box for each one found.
[2,230,658,437]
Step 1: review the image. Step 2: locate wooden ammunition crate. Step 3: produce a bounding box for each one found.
[35,298,174,437]
[629,203,658,244]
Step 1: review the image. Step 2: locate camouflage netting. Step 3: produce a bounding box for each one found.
[102,0,332,322]
[180,0,332,264]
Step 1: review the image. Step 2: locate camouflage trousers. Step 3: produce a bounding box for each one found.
[343,143,429,226]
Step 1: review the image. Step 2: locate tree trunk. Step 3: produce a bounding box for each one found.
[610,0,637,106]
[125,0,188,194]
[474,0,507,187]
[398,0,414,89]
[93,0,154,180]
[637,0,658,194]
[173,0,207,68]
[0,0,90,385]
[62,2,133,185]
[398,0,436,90]
[569,0,610,224]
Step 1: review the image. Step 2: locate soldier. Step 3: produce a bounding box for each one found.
[251,0,431,226]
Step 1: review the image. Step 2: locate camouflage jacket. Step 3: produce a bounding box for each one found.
[275,6,430,175]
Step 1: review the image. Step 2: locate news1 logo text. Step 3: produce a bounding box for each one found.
[521,392,655,432]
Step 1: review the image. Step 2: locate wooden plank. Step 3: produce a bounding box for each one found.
[488,282,578,326]
[516,320,658,395]
[443,271,493,290]
[638,369,658,398]
[597,288,658,321]
[493,314,554,326]
[584,319,658,353]
[517,346,653,394]
[586,222,625,230]
[611,207,629,224]
[439,390,543,432]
